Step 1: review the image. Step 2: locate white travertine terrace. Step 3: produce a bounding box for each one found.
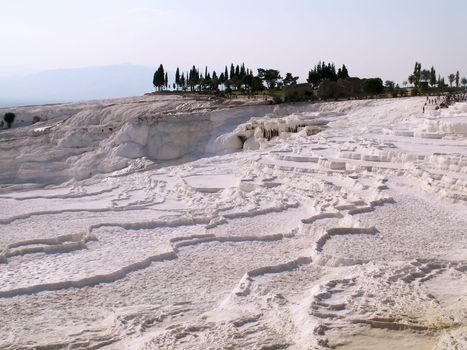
[0,95,466,349]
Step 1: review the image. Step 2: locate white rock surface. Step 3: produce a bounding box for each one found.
[0,95,466,349]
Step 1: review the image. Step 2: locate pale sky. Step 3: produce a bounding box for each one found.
[1,0,466,83]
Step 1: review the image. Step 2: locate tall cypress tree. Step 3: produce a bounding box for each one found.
[175,67,180,90]
[211,70,218,90]
[219,72,225,90]
[188,67,193,91]
[205,72,212,90]
[240,63,246,79]
[413,62,422,87]
[153,64,165,91]
[429,67,436,87]
[189,66,200,91]
[153,71,158,90]
[341,64,349,79]
[180,73,186,91]
[199,73,204,91]
[188,66,196,91]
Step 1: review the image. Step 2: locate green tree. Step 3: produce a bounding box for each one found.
[461,77,467,88]
[175,67,180,91]
[408,62,421,87]
[307,61,340,87]
[230,64,235,80]
[224,75,232,92]
[251,76,265,92]
[283,73,299,86]
[164,72,168,90]
[337,64,349,79]
[362,78,384,96]
[180,73,186,91]
[385,80,395,91]
[257,68,282,89]
[240,63,246,80]
[219,72,226,90]
[198,73,205,91]
[420,69,430,83]
[211,71,219,90]
[153,64,165,91]
[455,71,459,88]
[341,64,349,79]
[3,112,16,128]
[411,62,422,87]
[204,72,212,90]
[243,70,254,92]
[188,66,199,91]
[230,75,242,90]
[307,70,321,88]
[448,73,455,87]
[429,67,437,87]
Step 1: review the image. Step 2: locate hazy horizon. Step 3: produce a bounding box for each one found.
[1,0,466,105]
[0,64,156,107]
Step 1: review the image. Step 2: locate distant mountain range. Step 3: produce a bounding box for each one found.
[0,64,157,107]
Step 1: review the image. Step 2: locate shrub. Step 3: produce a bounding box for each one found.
[3,112,16,128]
[362,78,384,96]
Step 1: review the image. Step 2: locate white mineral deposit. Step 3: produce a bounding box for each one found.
[0,95,466,349]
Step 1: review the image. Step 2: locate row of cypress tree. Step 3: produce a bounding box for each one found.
[153,62,351,93]
[154,63,269,93]
[307,62,349,88]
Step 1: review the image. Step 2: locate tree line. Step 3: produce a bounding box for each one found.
[152,61,466,99]
[153,62,351,93]
[153,63,289,93]
[151,61,400,100]
[407,61,467,90]
[307,62,349,88]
